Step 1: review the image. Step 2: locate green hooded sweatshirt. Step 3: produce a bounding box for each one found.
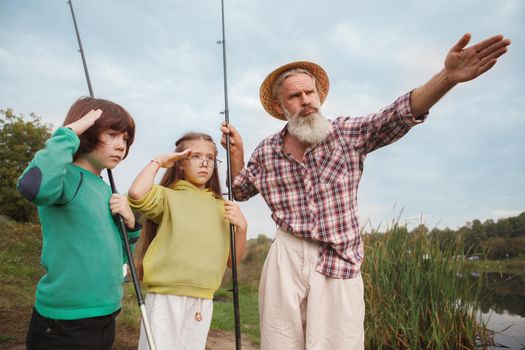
[17,127,140,320]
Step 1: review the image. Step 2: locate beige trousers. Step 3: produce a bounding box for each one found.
[259,228,365,350]
[138,293,212,350]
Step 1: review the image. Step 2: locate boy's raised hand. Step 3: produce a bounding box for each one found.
[65,109,103,135]
[154,149,192,168]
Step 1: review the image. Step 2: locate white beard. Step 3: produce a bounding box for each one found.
[286,109,331,145]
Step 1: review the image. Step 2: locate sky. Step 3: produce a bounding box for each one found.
[1,0,523,239]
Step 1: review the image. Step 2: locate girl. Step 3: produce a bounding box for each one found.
[17,97,140,350]
[128,132,247,350]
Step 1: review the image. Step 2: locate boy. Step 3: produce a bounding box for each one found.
[17,97,140,350]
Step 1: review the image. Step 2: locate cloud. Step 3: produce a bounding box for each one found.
[1,0,523,238]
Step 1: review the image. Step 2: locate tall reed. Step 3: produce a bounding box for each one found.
[362,224,489,349]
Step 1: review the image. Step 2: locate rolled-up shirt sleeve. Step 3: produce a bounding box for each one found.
[341,91,428,155]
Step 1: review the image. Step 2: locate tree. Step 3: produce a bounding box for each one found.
[463,219,486,254]
[481,237,505,259]
[509,215,525,238]
[0,109,52,222]
[429,227,458,252]
[496,218,515,237]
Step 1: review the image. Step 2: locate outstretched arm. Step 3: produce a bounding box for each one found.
[410,33,511,117]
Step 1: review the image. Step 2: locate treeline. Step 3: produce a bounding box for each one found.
[363,212,525,260]
[226,212,525,291]
[426,212,525,259]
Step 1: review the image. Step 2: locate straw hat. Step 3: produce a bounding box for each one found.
[259,61,330,120]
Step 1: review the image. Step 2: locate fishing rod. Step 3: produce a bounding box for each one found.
[66,1,157,349]
[217,0,242,348]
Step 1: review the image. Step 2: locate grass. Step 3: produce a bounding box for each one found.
[362,225,490,349]
[211,287,260,344]
[0,216,42,347]
[114,284,142,349]
[468,256,525,275]
[1,215,501,349]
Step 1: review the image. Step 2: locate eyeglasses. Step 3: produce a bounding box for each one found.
[184,155,222,169]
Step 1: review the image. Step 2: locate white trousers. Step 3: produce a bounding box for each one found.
[138,293,213,350]
[258,228,365,350]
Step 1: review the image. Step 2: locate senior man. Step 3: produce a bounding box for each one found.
[221,33,510,350]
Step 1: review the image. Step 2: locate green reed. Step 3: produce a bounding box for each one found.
[362,225,489,349]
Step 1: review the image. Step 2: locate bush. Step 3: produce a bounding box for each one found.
[0,109,52,222]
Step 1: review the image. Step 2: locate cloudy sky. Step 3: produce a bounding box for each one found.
[1,0,523,238]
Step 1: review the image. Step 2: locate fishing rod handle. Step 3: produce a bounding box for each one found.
[140,304,157,350]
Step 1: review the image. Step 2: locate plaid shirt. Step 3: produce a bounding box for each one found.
[232,92,426,279]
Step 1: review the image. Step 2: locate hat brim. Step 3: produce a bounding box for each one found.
[259,61,329,120]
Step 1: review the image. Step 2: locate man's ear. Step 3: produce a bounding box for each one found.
[273,99,284,117]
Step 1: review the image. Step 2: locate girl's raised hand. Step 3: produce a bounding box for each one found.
[128,150,192,200]
[224,200,247,232]
[153,149,192,168]
[65,109,103,135]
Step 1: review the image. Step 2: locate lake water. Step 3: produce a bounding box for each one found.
[478,272,525,350]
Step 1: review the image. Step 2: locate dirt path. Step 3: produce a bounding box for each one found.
[1,305,259,349]
[206,329,259,350]
[3,329,259,350]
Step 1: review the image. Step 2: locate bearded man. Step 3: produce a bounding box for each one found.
[221,33,510,350]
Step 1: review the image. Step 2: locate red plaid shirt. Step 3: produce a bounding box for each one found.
[232,92,426,279]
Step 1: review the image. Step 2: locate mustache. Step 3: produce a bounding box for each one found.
[300,105,319,115]
[286,105,319,120]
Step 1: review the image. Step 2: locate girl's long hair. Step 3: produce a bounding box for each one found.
[134,132,223,279]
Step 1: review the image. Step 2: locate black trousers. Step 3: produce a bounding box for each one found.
[26,307,120,350]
